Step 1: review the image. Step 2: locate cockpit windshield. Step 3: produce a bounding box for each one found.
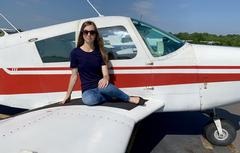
[132,19,184,57]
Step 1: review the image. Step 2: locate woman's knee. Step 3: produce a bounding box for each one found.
[82,90,100,106]
[82,95,99,106]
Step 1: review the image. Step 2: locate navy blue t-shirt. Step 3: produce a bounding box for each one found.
[70,47,105,93]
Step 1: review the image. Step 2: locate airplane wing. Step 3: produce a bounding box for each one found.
[0,98,164,153]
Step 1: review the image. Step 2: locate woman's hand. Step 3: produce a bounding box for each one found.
[60,96,71,104]
[98,78,109,88]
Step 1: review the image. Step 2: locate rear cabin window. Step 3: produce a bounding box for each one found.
[98,26,137,60]
[35,32,75,63]
[35,26,137,63]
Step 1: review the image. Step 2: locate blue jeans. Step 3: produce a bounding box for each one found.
[82,83,130,106]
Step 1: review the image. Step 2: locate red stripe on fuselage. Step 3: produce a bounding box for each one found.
[1,66,240,94]
[0,69,80,94]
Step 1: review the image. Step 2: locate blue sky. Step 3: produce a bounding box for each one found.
[1,0,240,35]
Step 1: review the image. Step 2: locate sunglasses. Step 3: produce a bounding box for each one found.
[82,30,96,35]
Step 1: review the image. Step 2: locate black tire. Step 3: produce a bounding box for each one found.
[203,119,236,146]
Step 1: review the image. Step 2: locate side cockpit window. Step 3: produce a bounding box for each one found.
[98,26,137,60]
[35,32,75,63]
[132,19,184,57]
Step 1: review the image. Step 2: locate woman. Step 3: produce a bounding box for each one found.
[61,21,145,106]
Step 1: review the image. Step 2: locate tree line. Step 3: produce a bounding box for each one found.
[174,32,240,47]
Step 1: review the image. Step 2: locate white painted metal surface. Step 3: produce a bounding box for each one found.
[0,99,164,153]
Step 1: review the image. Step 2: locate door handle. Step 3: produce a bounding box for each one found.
[28,38,38,42]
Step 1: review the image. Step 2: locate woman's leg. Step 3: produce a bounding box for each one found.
[98,83,130,102]
[82,88,106,106]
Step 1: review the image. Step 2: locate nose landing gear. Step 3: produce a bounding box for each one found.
[203,109,237,146]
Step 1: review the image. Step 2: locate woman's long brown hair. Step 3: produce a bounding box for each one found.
[77,21,108,65]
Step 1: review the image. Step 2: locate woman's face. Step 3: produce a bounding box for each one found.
[82,24,96,44]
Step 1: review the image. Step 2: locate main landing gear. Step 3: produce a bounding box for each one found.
[203,108,237,146]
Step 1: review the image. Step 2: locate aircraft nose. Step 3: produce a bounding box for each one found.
[192,44,240,66]
[192,44,240,109]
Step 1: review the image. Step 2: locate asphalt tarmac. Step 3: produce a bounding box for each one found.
[129,103,240,153]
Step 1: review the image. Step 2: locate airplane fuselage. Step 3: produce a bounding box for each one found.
[1,16,240,112]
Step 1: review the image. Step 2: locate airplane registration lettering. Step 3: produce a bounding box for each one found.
[7,68,18,71]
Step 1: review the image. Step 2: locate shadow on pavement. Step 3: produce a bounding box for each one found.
[129,109,240,153]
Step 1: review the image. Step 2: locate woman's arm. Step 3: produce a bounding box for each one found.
[60,68,78,104]
[98,65,109,88]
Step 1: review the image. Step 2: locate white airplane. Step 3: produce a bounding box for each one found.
[0,12,240,153]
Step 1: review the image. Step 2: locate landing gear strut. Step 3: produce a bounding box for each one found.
[203,108,237,146]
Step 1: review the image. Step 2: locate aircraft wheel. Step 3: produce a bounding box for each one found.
[203,119,236,146]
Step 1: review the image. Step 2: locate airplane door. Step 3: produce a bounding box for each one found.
[132,19,201,111]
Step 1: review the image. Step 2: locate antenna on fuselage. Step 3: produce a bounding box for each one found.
[140,14,143,21]
[0,12,20,33]
[86,0,104,17]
